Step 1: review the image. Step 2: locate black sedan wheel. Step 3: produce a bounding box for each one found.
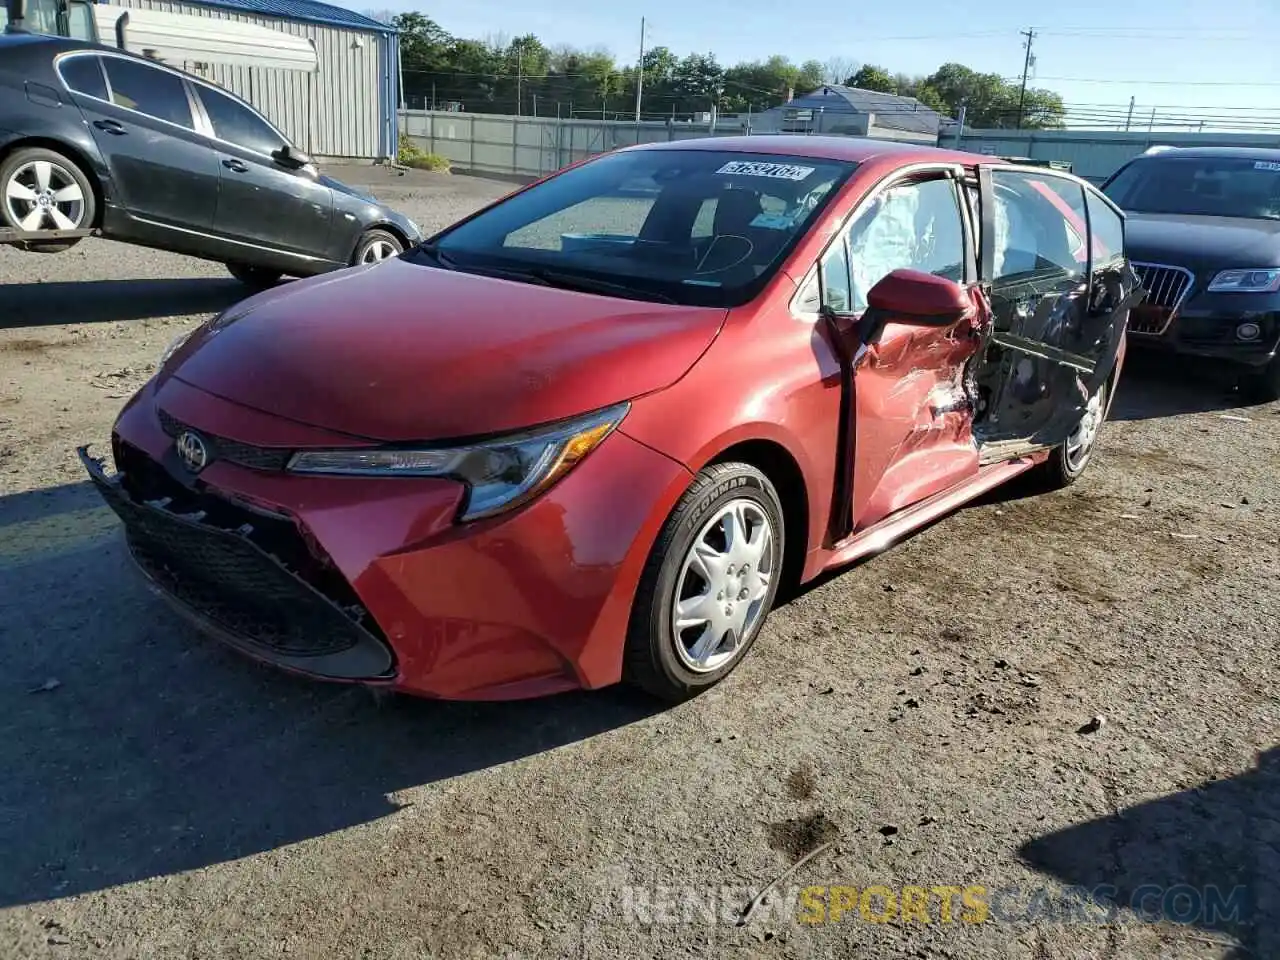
[353,228,404,265]
[1,147,95,252]
[226,262,283,289]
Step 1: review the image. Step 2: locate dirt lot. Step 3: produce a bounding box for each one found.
[1,167,1277,960]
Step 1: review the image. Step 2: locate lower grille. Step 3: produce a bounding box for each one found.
[1129,262,1194,335]
[92,445,390,665]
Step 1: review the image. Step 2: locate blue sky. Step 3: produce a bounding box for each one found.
[363,0,1280,128]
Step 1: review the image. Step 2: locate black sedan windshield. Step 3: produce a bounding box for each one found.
[1104,156,1280,221]
[427,150,855,307]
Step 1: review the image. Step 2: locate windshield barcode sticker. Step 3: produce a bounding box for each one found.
[1255,161,1280,171]
[716,161,815,180]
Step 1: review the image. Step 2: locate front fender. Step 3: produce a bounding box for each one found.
[618,311,842,581]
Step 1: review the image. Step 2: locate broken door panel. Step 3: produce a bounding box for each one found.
[974,168,1134,449]
[851,284,988,532]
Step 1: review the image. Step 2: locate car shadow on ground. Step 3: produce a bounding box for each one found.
[0,517,662,908]
[1,278,249,328]
[1018,748,1277,958]
[1108,350,1270,421]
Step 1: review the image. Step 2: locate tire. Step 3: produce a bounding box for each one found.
[623,462,785,701]
[226,262,283,289]
[0,147,96,247]
[1240,356,1280,403]
[351,228,404,266]
[1037,380,1108,489]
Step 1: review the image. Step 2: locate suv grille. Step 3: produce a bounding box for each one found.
[157,408,292,471]
[1129,262,1194,335]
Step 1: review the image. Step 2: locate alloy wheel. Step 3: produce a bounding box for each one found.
[360,239,399,263]
[4,160,87,232]
[1064,389,1104,472]
[671,498,775,673]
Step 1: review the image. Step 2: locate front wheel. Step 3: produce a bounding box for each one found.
[1240,355,1280,403]
[226,262,283,289]
[352,228,404,266]
[623,462,785,701]
[1037,381,1108,489]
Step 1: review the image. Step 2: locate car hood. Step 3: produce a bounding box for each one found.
[1124,213,1280,272]
[166,258,727,442]
[318,174,378,205]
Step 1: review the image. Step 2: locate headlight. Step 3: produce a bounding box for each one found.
[159,329,195,366]
[1207,269,1280,293]
[287,403,629,521]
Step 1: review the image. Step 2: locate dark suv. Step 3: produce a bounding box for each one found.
[1102,146,1280,399]
[0,33,422,286]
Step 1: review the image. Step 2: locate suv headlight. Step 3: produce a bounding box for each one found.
[1207,269,1280,293]
[287,403,629,521]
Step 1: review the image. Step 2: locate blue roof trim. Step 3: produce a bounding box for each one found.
[167,0,397,33]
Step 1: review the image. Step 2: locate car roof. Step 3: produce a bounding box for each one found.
[1133,145,1280,161]
[0,31,157,63]
[627,135,994,167]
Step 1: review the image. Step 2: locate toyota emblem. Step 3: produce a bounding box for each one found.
[175,430,209,473]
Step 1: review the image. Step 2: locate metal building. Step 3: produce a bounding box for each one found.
[102,0,399,160]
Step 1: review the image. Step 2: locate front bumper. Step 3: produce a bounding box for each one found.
[1129,292,1280,367]
[84,378,691,700]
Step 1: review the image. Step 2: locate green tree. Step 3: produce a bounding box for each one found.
[847,64,896,93]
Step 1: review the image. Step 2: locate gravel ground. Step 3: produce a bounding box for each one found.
[1,167,1278,960]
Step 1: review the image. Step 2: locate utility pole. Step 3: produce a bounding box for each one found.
[516,48,523,117]
[634,17,646,123]
[1015,27,1036,129]
[1124,95,1135,132]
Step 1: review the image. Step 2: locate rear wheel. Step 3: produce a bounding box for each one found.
[0,147,95,252]
[623,462,784,701]
[1037,381,1108,489]
[352,228,403,266]
[226,262,283,289]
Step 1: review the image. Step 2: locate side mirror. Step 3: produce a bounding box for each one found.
[273,145,313,170]
[865,269,972,324]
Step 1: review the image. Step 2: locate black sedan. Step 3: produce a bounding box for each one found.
[0,33,422,286]
[1102,146,1280,399]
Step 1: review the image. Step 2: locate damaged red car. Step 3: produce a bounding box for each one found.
[80,137,1137,702]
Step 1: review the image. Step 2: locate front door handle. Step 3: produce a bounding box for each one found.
[92,119,126,135]
[222,158,249,173]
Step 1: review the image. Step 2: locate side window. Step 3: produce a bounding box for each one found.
[847,177,966,312]
[1086,189,1125,268]
[102,58,194,130]
[820,237,852,312]
[197,85,288,156]
[990,171,1086,282]
[58,55,108,101]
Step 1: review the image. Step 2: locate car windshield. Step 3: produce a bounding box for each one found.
[1103,156,1280,221]
[425,150,856,307]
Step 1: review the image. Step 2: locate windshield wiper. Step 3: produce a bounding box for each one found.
[409,243,457,270]
[524,268,677,304]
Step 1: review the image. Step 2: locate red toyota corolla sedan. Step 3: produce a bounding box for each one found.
[80,137,1138,701]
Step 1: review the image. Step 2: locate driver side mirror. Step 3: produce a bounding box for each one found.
[273,145,313,170]
[865,269,972,324]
